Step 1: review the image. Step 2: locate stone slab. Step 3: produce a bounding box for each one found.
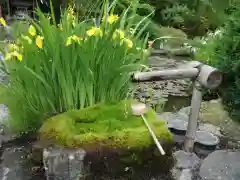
[200,150,240,180]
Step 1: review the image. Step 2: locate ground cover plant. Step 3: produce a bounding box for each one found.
[0,0,151,133]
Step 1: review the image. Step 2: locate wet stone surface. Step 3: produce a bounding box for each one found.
[198,124,222,137]
[0,104,16,146]
[43,147,86,180]
[0,145,44,180]
[200,150,240,180]
[195,131,219,146]
[177,169,192,180]
[173,150,200,169]
[172,150,200,180]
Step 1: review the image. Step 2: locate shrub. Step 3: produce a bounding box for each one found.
[0,0,150,133]
[150,0,232,36]
[209,4,240,122]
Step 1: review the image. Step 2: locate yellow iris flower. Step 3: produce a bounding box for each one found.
[28,25,36,36]
[66,35,83,46]
[0,17,6,27]
[112,29,125,40]
[66,37,72,47]
[5,51,23,61]
[107,14,119,24]
[36,36,44,49]
[72,35,83,43]
[123,38,133,49]
[12,51,23,61]
[86,27,103,37]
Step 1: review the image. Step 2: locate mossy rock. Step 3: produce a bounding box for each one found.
[40,99,172,149]
[40,100,173,178]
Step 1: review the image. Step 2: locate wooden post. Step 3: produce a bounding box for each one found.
[183,64,222,152]
[0,5,2,17]
[184,81,202,152]
[33,0,35,18]
[7,0,10,17]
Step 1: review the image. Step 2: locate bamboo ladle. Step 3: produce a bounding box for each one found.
[131,103,166,155]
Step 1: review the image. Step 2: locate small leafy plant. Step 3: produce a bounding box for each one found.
[0,0,151,133]
[191,28,223,65]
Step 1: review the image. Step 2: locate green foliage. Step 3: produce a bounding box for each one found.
[0,27,5,41]
[149,0,232,36]
[1,0,151,133]
[9,21,30,40]
[57,0,234,37]
[40,99,172,148]
[151,26,188,48]
[191,29,222,65]
[207,2,240,122]
[0,85,7,104]
[214,10,240,122]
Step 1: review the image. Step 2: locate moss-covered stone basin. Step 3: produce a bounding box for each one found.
[39,100,174,179]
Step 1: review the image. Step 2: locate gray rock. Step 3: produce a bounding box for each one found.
[167,113,189,130]
[195,131,219,146]
[0,104,8,125]
[170,113,189,122]
[178,169,192,180]
[194,131,219,156]
[0,146,42,180]
[0,104,15,145]
[198,123,222,137]
[158,112,188,144]
[194,145,216,157]
[168,119,188,131]
[173,150,200,169]
[43,147,86,180]
[172,168,193,180]
[200,150,240,180]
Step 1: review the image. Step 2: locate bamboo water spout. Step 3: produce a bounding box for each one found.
[131,61,222,152]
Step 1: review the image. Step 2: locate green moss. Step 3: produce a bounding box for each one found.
[40,100,172,149]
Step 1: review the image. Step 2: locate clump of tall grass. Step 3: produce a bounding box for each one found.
[0,0,151,133]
